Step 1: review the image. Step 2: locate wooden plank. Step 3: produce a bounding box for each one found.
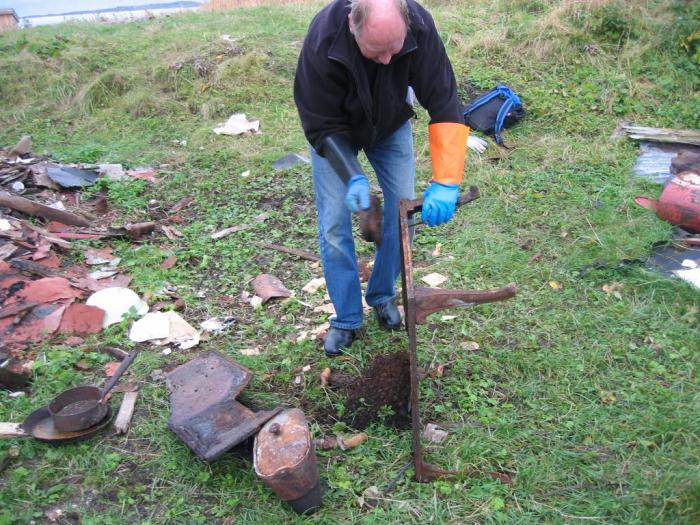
[0,191,90,227]
[621,125,700,146]
[114,391,138,434]
[0,423,26,438]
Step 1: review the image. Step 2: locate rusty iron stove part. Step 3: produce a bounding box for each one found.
[358,194,383,247]
[166,351,281,462]
[399,186,517,481]
[254,409,322,514]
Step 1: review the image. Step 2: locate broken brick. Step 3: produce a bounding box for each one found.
[58,304,105,335]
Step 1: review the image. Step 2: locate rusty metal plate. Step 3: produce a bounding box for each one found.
[166,351,252,427]
[169,398,279,462]
[166,351,280,462]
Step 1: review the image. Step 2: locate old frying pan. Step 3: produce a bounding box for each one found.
[48,350,138,432]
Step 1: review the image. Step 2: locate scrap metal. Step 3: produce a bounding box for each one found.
[166,351,280,462]
[399,186,517,481]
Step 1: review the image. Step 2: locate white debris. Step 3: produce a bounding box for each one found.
[302,277,326,294]
[421,272,448,288]
[674,268,700,290]
[49,200,66,211]
[240,347,261,356]
[441,315,457,321]
[313,303,336,315]
[681,259,698,269]
[250,295,264,309]
[213,113,260,136]
[200,316,235,334]
[154,311,200,350]
[97,163,127,180]
[162,347,172,356]
[129,312,171,342]
[422,423,449,443]
[89,269,118,280]
[0,219,12,231]
[86,287,148,327]
[240,170,251,178]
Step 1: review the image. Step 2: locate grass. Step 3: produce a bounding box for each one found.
[1,0,699,523]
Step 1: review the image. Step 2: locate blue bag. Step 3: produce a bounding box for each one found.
[462,84,525,144]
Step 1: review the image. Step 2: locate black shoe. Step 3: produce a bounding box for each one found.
[323,327,356,357]
[374,301,403,331]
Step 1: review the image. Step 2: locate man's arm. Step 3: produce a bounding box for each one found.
[294,39,352,154]
[409,5,468,226]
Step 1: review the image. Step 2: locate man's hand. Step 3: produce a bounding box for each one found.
[422,182,459,227]
[345,175,371,212]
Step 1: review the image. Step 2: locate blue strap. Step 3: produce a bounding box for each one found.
[494,98,514,144]
[462,89,501,115]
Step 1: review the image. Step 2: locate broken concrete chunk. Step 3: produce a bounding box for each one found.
[421,272,448,288]
[302,277,326,294]
[97,164,126,181]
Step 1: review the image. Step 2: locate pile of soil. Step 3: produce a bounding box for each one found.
[339,351,411,430]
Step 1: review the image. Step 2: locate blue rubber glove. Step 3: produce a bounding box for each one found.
[345,175,371,213]
[422,182,459,227]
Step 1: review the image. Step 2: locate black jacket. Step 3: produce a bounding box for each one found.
[294,0,463,154]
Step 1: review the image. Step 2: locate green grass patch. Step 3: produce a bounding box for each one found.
[0,0,698,523]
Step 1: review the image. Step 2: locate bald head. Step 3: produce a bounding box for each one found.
[349,0,409,65]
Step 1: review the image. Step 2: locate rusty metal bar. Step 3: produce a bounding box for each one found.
[399,186,517,482]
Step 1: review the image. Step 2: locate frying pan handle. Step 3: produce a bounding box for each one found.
[99,349,138,401]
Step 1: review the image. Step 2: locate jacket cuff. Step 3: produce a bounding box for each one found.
[429,123,469,186]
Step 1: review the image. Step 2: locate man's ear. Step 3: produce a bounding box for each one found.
[348,14,355,35]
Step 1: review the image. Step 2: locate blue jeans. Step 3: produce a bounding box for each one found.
[310,120,415,329]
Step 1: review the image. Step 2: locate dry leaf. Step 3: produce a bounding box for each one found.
[599,391,617,404]
[421,272,448,288]
[104,361,121,377]
[252,274,292,304]
[338,432,368,450]
[302,277,326,294]
[423,423,448,443]
[461,341,480,351]
[548,280,562,290]
[240,347,261,356]
[161,256,177,269]
[602,282,624,296]
[314,303,336,315]
[429,242,442,257]
[320,367,331,386]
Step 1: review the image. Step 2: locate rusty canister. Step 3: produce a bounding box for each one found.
[635,172,700,233]
[253,408,322,514]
